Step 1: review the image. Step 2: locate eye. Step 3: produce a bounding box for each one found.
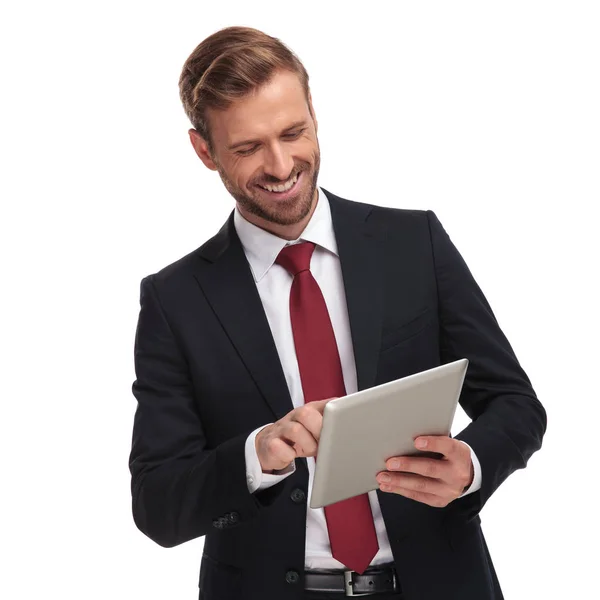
[236,129,305,156]
[236,146,258,156]
[283,129,305,139]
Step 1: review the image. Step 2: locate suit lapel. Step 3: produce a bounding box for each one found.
[192,214,294,421]
[191,189,387,424]
[324,189,386,392]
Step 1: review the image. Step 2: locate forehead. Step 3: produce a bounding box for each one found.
[209,70,310,143]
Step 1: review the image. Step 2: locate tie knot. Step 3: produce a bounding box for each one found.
[275,242,316,276]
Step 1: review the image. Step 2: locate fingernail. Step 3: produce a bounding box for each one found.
[389,460,400,470]
[416,438,427,448]
[378,473,391,483]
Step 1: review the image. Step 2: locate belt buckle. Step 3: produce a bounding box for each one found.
[343,570,371,597]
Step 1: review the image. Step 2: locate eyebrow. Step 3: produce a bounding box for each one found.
[227,120,308,151]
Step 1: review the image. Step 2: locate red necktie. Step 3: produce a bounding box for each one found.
[276,241,379,574]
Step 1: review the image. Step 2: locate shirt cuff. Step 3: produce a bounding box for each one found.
[244,424,297,493]
[457,441,482,498]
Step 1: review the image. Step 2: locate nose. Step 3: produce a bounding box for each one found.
[262,142,295,182]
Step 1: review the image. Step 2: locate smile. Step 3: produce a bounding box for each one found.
[259,172,299,192]
[256,171,303,200]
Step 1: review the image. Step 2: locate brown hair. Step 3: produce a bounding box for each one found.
[178,26,310,155]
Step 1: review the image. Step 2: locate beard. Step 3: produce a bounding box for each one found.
[215,149,321,227]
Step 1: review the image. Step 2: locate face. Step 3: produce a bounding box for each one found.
[189,69,320,239]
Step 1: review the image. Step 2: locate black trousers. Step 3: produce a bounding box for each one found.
[305,591,403,600]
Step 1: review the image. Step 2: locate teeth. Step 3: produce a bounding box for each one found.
[260,172,298,193]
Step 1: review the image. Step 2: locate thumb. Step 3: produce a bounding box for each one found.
[311,397,338,413]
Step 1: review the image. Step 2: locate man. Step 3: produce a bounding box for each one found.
[129,26,546,600]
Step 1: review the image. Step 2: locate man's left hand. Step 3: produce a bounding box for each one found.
[376,436,474,507]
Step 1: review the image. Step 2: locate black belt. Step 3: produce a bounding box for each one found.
[304,564,401,596]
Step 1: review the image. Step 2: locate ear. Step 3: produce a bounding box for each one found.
[308,92,318,134]
[188,129,218,171]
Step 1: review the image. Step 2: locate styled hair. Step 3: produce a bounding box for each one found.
[178,26,310,155]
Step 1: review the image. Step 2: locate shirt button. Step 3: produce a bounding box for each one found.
[247,475,254,485]
[285,570,300,584]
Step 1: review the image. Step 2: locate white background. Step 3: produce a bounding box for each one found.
[2,1,598,598]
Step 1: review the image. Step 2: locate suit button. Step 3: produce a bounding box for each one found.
[228,512,239,524]
[285,570,300,584]
[291,488,306,504]
[212,519,222,529]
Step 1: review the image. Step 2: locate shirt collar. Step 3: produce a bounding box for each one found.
[233,186,339,282]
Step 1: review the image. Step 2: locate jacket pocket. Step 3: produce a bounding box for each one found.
[198,553,242,600]
[380,307,435,352]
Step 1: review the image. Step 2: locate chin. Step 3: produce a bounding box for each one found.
[267,194,314,224]
[255,204,310,227]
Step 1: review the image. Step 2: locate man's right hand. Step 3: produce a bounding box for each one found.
[255,398,337,473]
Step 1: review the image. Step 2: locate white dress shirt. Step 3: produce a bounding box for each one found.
[235,186,482,570]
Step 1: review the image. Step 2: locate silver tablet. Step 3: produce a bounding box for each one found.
[309,359,469,509]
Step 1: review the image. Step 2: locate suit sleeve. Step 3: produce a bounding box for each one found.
[129,275,285,548]
[426,210,547,520]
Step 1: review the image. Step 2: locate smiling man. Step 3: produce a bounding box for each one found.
[129,26,546,600]
[189,68,321,241]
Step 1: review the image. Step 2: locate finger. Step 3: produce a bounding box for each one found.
[377,471,462,498]
[309,397,338,414]
[414,435,460,458]
[292,400,335,441]
[378,485,453,508]
[281,420,319,456]
[385,456,452,482]
[266,436,297,467]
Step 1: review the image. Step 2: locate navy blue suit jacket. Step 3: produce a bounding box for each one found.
[129,188,546,599]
